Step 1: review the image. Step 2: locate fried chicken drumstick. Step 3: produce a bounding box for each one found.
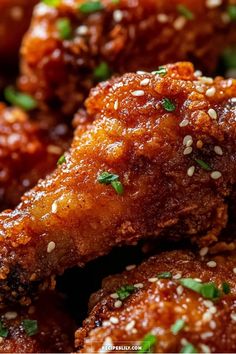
[75,249,236,353]
[0,62,236,304]
[19,0,236,115]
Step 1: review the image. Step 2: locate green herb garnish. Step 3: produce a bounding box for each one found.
[116,285,135,300]
[111,180,124,195]
[179,278,220,299]
[0,321,8,338]
[42,0,60,6]
[98,172,124,195]
[22,320,38,337]
[57,155,66,165]
[171,319,185,335]
[162,98,176,112]
[138,333,157,353]
[93,62,111,82]
[195,159,212,171]
[56,18,72,39]
[227,5,236,21]
[222,282,230,295]
[79,1,104,14]
[222,47,236,69]
[157,271,172,279]
[180,343,198,353]
[177,4,194,20]
[4,87,37,111]
[153,66,167,77]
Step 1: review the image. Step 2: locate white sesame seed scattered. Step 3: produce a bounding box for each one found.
[173,16,186,30]
[194,278,202,282]
[208,108,217,120]
[157,13,169,23]
[207,261,217,268]
[194,70,203,77]
[125,320,136,331]
[183,135,193,146]
[183,147,193,155]
[76,25,89,36]
[4,311,17,320]
[206,87,216,97]
[201,331,213,340]
[203,311,212,322]
[113,9,123,22]
[173,273,182,280]
[181,338,188,346]
[210,171,222,180]
[114,300,122,308]
[214,146,223,156]
[176,285,184,295]
[110,316,119,324]
[110,293,119,299]
[200,344,211,353]
[148,277,157,283]
[196,84,204,93]
[187,166,195,177]
[231,98,236,103]
[102,320,111,327]
[134,283,144,288]
[140,78,150,86]
[233,268,236,274]
[136,71,146,75]
[126,264,136,271]
[51,201,58,214]
[179,119,189,127]
[206,0,222,8]
[131,90,145,97]
[114,99,119,110]
[47,241,56,253]
[200,76,214,84]
[200,247,209,257]
[209,320,216,329]
[208,306,217,314]
[230,313,236,322]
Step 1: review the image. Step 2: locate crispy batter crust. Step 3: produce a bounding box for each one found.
[0,62,235,303]
[19,0,236,115]
[75,249,236,353]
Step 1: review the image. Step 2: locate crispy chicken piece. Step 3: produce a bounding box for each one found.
[19,0,236,115]
[75,249,236,353]
[0,62,236,304]
[0,103,70,210]
[0,291,75,353]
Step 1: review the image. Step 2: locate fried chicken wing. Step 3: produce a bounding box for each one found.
[0,62,236,304]
[75,249,236,353]
[19,0,236,115]
[0,291,75,353]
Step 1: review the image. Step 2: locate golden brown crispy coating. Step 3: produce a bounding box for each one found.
[19,0,236,115]
[0,103,70,210]
[75,249,236,353]
[0,62,236,304]
[0,0,38,66]
[0,291,75,353]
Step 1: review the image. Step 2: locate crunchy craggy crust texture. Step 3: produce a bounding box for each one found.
[0,62,236,303]
[0,0,38,65]
[0,104,70,211]
[19,0,236,115]
[0,291,75,353]
[75,250,236,353]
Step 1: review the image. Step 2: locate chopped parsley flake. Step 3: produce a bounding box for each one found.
[4,87,37,111]
[56,18,72,39]
[222,282,231,295]
[157,271,172,279]
[153,66,167,77]
[179,278,220,299]
[138,333,157,353]
[177,4,194,20]
[98,172,124,195]
[0,321,8,338]
[162,98,176,112]
[180,342,198,353]
[116,285,135,300]
[195,159,212,171]
[227,5,236,21]
[93,62,111,82]
[79,1,104,14]
[57,155,66,165]
[222,47,236,69]
[171,319,185,335]
[42,0,60,6]
[22,319,38,336]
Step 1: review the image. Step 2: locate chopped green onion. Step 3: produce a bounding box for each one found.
[222,282,230,295]
[56,18,72,40]
[116,285,135,301]
[57,155,66,165]
[22,320,38,336]
[111,180,124,195]
[153,66,167,77]
[227,5,236,21]
[79,1,104,14]
[177,4,194,20]
[42,0,60,6]
[171,319,185,335]
[4,87,37,111]
[180,343,198,353]
[179,278,220,299]
[93,62,111,82]
[222,47,236,69]
[0,321,8,338]
[195,159,212,171]
[157,271,172,279]
[162,98,176,112]
[98,172,124,195]
[138,333,157,353]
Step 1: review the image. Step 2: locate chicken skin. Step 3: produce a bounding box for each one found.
[0,62,236,304]
[75,249,236,353]
[19,0,236,115]
[0,291,75,353]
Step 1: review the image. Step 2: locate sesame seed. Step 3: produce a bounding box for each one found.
[196,84,204,93]
[210,171,222,180]
[173,16,186,30]
[183,135,193,146]
[47,241,56,253]
[157,13,169,23]
[76,25,88,36]
[200,344,211,353]
[194,70,203,77]
[110,293,119,299]
[231,98,236,103]
[176,285,184,295]
[183,147,193,155]
[173,273,182,280]
[113,10,123,22]
[126,264,136,271]
[200,247,209,257]
[208,108,217,120]
[179,119,189,127]
[140,78,150,86]
[131,90,144,97]
[200,76,214,84]
[230,313,236,322]
[209,320,216,329]
[114,100,119,110]
[51,201,58,214]
[194,278,202,282]
[196,140,203,149]
[136,71,146,75]
[206,87,216,97]
[4,311,17,320]
[206,0,222,8]
[209,306,217,314]
[125,320,136,331]
[110,316,119,324]
[187,166,195,177]
[203,311,212,322]
[207,261,217,268]
[102,320,111,327]
[134,283,144,288]
[201,332,213,340]
[214,146,223,156]
[148,277,157,283]
[114,300,122,308]
[181,338,188,346]
[233,268,236,274]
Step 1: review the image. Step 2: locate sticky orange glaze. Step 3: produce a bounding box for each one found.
[76,250,236,353]
[19,0,236,115]
[0,62,236,304]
